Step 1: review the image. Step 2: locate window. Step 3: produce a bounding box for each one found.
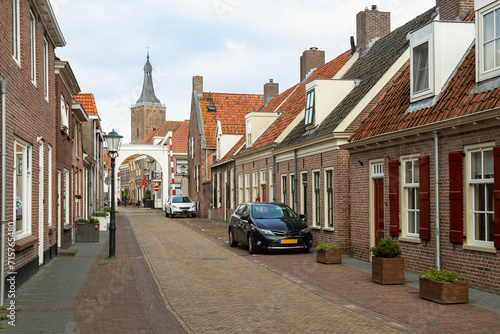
[217,173,221,208]
[313,171,320,227]
[61,95,69,131]
[412,42,429,93]
[305,89,315,126]
[195,166,200,192]
[281,175,287,205]
[290,174,296,211]
[238,173,243,204]
[403,158,420,237]
[48,145,52,226]
[253,171,258,201]
[30,11,36,84]
[175,159,188,174]
[44,37,49,100]
[469,148,494,245]
[301,173,308,217]
[325,170,333,228]
[189,137,194,159]
[269,167,274,201]
[15,141,32,239]
[12,0,20,63]
[246,118,252,146]
[483,7,500,72]
[245,172,250,202]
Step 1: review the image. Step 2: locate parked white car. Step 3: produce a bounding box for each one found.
[164,196,196,218]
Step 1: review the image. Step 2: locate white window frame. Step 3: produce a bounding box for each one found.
[238,173,243,205]
[305,89,315,126]
[217,172,221,208]
[324,168,334,229]
[246,118,252,147]
[312,170,321,227]
[477,3,500,82]
[402,156,420,239]
[61,95,69,131]
[410,38,434,102]
[30,11,37,84]
[281,174,287,205]
[14,139,32,239]
[12,0,20,64]
[269,167,274,201]
[43,37,49,100]
[245,172,250,202]
[466,143,495,248]
[290,173,296,211]
[253,171,259,201]
[301,172,308,217]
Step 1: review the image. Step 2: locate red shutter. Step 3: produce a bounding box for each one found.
[419,156,431,241]
[449,152,463,244]
[493,146,500,248]
[389,160,400,237]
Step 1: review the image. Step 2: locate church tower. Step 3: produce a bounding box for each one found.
[131,52,166,144]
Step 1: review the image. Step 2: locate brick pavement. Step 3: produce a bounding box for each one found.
[179,215,500,334]
[129,211,402,333]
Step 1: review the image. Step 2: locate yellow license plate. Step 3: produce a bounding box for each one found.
[280,239,297,244]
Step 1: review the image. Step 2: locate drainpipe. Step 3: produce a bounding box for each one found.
[272,155,276,201]
[434,131,441,270]
[294,149,298,211]
[1,77,8,307]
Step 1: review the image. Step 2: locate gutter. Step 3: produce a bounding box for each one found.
[0,77,7,307]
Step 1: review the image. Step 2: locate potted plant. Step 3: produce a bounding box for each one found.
[76,218,100,243]
[92,211,110,231]
[419,267,468,304]
[370,238,405,285]
[315,241,342,264]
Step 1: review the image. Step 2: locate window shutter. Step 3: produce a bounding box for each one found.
[419,156,431,240]
[449,151,463,244]
[493,146,500,248]
[389,160,400,237]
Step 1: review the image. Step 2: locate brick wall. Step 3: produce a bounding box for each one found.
[437,0,474,21]
[356,7,390,52]
[300,48,325,82]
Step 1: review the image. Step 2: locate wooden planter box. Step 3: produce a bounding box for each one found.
[419,278,469,304]
[76,223,100,243]
[316,249,342,264]
[372,257,405,285]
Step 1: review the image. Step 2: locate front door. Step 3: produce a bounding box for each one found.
[374,178,384,246]
[261,185,266,202]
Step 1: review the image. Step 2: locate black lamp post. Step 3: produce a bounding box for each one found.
[104,129,123,258]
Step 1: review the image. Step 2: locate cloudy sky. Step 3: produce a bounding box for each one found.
[50,0,436,143]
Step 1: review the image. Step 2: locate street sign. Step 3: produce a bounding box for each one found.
[154,185,160,192]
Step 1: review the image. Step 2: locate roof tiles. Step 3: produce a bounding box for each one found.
[74,93,98,116]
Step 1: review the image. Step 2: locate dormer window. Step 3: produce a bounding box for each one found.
[412,42,429,94]
[305,89,315,126]
[246,118,251,147]
[477,1,500,82]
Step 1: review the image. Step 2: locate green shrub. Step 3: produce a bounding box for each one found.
[419,267,462,283]
[89,218,99,225]
[103,207,111,213]
[315,241,340,251]
[370,238,401,258]
[92,211,108,217]
[76,218,88,224]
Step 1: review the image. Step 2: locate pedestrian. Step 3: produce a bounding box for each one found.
[122,194,127,207]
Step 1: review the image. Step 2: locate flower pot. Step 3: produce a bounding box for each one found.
[419,278,468,304]
[372,257,405,285]
[316,249,342,264]
[76,223,100,242]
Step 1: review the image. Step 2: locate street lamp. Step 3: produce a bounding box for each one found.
[104,129,122,259]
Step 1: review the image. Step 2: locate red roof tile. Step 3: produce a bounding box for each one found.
[200,92,264,148]
[74,93,98,116]
[141,121,183,144]
[171,120,190,153]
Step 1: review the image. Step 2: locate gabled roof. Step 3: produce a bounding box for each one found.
[199,92,264,148]
[171,120,190,153]
[349,12,479,142]
[277,6,439,149]
[141,120,183,145]
[74,93,98,116]
[219,136,247,164]
[250,49,353,150]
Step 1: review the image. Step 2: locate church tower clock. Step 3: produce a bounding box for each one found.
[131,52,166,144]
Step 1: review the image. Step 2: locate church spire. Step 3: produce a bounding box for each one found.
[136,52,161,105]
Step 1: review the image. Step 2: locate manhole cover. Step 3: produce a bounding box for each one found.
[202,258,228,262]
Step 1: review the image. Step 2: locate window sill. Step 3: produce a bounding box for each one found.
[398,236,421,244]
[463,244,497,254]
[14,235,37,252]
[322,227,335,232]
[64,224,72,231]
[311,226,321,230]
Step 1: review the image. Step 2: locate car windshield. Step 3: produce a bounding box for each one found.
[251,204,298,219]
[172,197,192,204]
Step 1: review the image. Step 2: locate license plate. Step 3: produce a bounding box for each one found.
[280,239,297,244]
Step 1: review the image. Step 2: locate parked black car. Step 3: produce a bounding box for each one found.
[228,202,313,254]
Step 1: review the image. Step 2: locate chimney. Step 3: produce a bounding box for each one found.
[436,0,474,21]
[300,47,325,82]
[264,79,279,106]
[356,5,390,52]
[193,75,203,94]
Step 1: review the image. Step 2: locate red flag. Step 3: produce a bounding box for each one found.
[141,179,146,188]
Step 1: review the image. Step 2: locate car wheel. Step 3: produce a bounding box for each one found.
[191,213,196,218]
[228,229,238,247]
[165,210,168,217]
[248,234,257,254]
[170,209,174,218]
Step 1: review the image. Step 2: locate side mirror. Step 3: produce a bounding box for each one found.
[299,214,306,219]
[240,214,249,220]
